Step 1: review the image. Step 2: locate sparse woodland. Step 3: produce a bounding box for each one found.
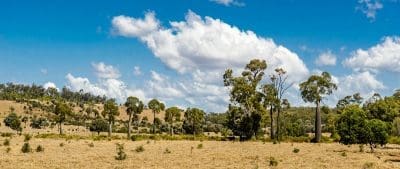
[1,59,400,168]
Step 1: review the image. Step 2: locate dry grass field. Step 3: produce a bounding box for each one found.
[1,135,400,169]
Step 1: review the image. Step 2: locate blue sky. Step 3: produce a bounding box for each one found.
[0,0,399,112]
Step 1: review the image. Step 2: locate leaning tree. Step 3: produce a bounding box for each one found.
[299,72,337,142]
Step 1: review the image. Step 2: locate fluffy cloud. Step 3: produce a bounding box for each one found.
[210,0,245,7]
[343,36,400,72]
[112,11,309,82]
[65,63,146,103]
[357,0,383,21]
[43,82,58,90]
[110,10,311,112]
[315,51,337,66]
[92,62,121,79]
[111,12,159,37]
[323,71,385,106]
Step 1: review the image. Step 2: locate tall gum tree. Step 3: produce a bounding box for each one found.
[300,72,337,142]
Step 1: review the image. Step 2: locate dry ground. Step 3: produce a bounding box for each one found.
[1,136,400,169]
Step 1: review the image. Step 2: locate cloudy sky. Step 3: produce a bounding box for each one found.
[0,0,399,112]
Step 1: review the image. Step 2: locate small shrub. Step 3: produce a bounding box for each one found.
[6,147,11,153]
[164,148,171,154]
[197,143,203,149]
[59,143,64,147]
[340,152,347,157]
[115,143,127,160]
[36,145,44,152]
[362,162,374,169]
[293,148,300,153]
[1,132,13,137]
[3,139,10,146]
[269,157,278,166]
[135,145,145,153]
[24,134,32,142]
[146,140,151,144]
[89,142,94,147]
[21,142,32,153]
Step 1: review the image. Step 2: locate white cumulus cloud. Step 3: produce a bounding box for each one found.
[315,51,337,66]
[43,82,58,90]
[133,66,142,76]
[92,62,121,79]
[343,36,400,72]
[357,0,383,21]
[210,0,245,6]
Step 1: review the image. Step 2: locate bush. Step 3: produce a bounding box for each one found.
[6,147,11,153]
[197,143,203,149]
[135,145,145,153]
[1,132,13,137]
[21,142,32,153]
[24,134,32,142]
[89,142,94,147]
[3,112,22,133]
[362,162,374,169]
[30,117,49,129]
[269,157,278,166]
[164,148,171,154]
[340,152,347,157]
[293,148,300,153]
[59,143,64,147]
[36,145,44,152]
[115,143,127,160]
[3,139,10,146]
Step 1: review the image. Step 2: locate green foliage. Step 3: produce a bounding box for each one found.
[36,145,44,152]
[340,152,347,157]
[115,143,127,160]
[135,145,145,153]
[392,117,400,136]
[3,112,22,133]
[21,142,32,153]
[30,117,49,129]
[223,59,267,140]
[183,108,205,135]
[89,117,108,135]
[1,132,13,137]
[125,96,144,137]
[293,148,300,153]
[165,106,182,134]
[337,105,390,151]
[53,101,72,135]
[148,98,165,133]
[364,97,400,122]
[102,99,119,136]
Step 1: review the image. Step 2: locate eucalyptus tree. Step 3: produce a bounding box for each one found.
[299,72,337,142]
[102,99,119,137]
[165,106,181,135]
[124,96,144,138]
[148,99,165,134]
[53,101,72,135]
[183,108,205,136]
[223,59,266,140]
[262,84,278,139]
[268,68,292,141]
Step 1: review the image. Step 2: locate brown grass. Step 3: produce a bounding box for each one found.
[0,136,399,169]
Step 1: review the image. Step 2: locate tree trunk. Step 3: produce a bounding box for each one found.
[97,131,100,136]
[276,106,281,142]
[127,114,132,139]
[270,105,275,140]
[59,122,63,135]
[152,111,156,134]
[315,101,321,142]
[108,122,112,137]
[171,122,174,136]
